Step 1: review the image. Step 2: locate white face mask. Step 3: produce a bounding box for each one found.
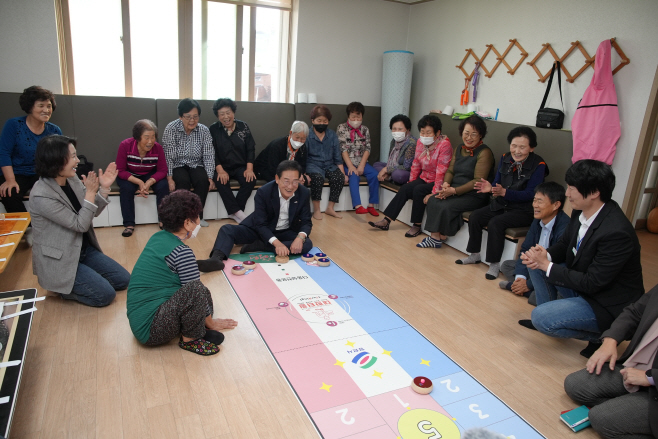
[391,131,406,142]
[420,136,435,146]
[349,120,362,129]
[190,223,201,238]
[290,139,304,150]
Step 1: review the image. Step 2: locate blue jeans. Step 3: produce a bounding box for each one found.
[346,162,379,208]
[63,246,131,307]
[528,268,600,342]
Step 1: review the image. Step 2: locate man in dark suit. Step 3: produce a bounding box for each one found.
[197,160,313,272]
[564,285,658,438]
[519,160,644,357]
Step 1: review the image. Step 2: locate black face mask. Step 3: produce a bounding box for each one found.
[313,124,328,133]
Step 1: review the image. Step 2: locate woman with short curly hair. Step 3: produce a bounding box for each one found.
[127,190,237,356]
[0,86,62,214]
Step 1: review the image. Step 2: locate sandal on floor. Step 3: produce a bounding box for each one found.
[178,337,220,356]
[404,225,421,238]
[122,227,134,237]
[368,219,390,231]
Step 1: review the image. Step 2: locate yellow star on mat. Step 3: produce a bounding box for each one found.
[345,340,355,347]
[406,406,411,410]
[382,349,392,356]
[452,418,457,421]
[372,370,383,378]
[420,358,431,366]
[319,382,333,392]
[334,359,345,368]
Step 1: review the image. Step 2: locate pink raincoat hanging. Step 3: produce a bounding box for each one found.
[571,40,620,165]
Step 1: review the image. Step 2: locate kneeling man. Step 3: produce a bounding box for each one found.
[520,160,644,357]
[198,160,313,272]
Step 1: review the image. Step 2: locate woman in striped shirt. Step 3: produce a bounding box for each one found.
[116,120,170,237]
[127,190,237,356]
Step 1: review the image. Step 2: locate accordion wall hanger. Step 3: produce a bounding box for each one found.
[456,39,528,80]
[456,38,629,83]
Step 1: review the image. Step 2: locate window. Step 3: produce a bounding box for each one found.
[58,0,291,102]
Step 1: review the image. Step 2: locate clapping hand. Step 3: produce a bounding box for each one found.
[98,162,118,189]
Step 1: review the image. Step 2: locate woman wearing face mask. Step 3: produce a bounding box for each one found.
[306,105,346,220]
[337,102,379,215]
[369,115,452,237]
[418,115,494,249]
[0,86,62,217]
[30,135,130,307]
[127,190,238,356]
[456,126,547,281]
[254,120,309,182]
[115,119,170,237]
[373,114,417,185]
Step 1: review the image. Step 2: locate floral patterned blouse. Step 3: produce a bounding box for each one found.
[337,122,371,167]
[409,134,453,193]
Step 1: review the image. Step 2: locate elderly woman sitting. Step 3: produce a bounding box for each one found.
[369,115,452,237]
[210,98,256,224]
[30,135,130,307]
[417,115,494,248]
[373,114,417,185]
[127,190,237,356]
[306,105,346,220]
[162,98,215,227]
[254,121,308,182]
[116,119,169,237]
[456,126,547,280]
[338,102,379,216]
[0,86,62,215]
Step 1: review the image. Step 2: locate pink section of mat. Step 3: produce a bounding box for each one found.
[311,399,387,439]
[368,387,452,435]
[224,258,322,353]
[275,342,367,413]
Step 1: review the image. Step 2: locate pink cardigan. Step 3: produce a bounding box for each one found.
[571,40,620,165]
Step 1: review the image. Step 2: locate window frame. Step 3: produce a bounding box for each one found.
[55,0,292,102]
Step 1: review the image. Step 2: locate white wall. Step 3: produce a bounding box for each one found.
[0,0,62,94]
[294,0,410,106]
[406,0,658,203]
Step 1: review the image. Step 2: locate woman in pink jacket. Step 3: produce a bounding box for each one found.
[116,119,170,237]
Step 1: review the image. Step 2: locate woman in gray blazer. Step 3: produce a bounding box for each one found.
[30,135,130,307]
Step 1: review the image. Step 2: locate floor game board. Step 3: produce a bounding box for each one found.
[223,247,545,439]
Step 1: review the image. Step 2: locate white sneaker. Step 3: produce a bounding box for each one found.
[200,219,209,227]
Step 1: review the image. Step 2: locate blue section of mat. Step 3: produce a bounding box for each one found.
[281,248,545,438]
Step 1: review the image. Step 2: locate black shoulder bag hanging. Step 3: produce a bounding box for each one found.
[536,61,565,129]
[75,155,94,179]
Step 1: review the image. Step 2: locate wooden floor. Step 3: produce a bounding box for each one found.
[2,214,656,439]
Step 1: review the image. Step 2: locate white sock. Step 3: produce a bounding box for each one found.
[235,210,246,221]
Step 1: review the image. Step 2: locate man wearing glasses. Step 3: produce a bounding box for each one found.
[162,98,216,226]
[197,160,313,272]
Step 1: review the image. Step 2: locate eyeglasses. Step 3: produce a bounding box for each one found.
[182,115,200,121]
[281,179,300,187]
[463,131,480,139]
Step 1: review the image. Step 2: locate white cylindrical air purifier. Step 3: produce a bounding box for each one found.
[381,50,414,160]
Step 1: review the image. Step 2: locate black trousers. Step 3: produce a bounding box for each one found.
[117,172,170,226]
[215,166,256,215]
[0,174,38,213]
[211,225,313,258]
[466,205,534,263]
[172,166,210,219]
[383,179,433,223]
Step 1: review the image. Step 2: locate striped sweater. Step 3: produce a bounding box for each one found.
[116,137,168,182]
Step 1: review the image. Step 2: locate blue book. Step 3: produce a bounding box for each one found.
[560,406,591,432]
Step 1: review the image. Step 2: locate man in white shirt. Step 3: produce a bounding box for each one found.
[520,160,644,358]
[197,160,313,272]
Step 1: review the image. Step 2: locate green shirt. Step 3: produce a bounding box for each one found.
[126,231,184,343]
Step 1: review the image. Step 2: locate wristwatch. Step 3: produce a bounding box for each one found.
[297,234,306,243]
[647,370,653,378]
